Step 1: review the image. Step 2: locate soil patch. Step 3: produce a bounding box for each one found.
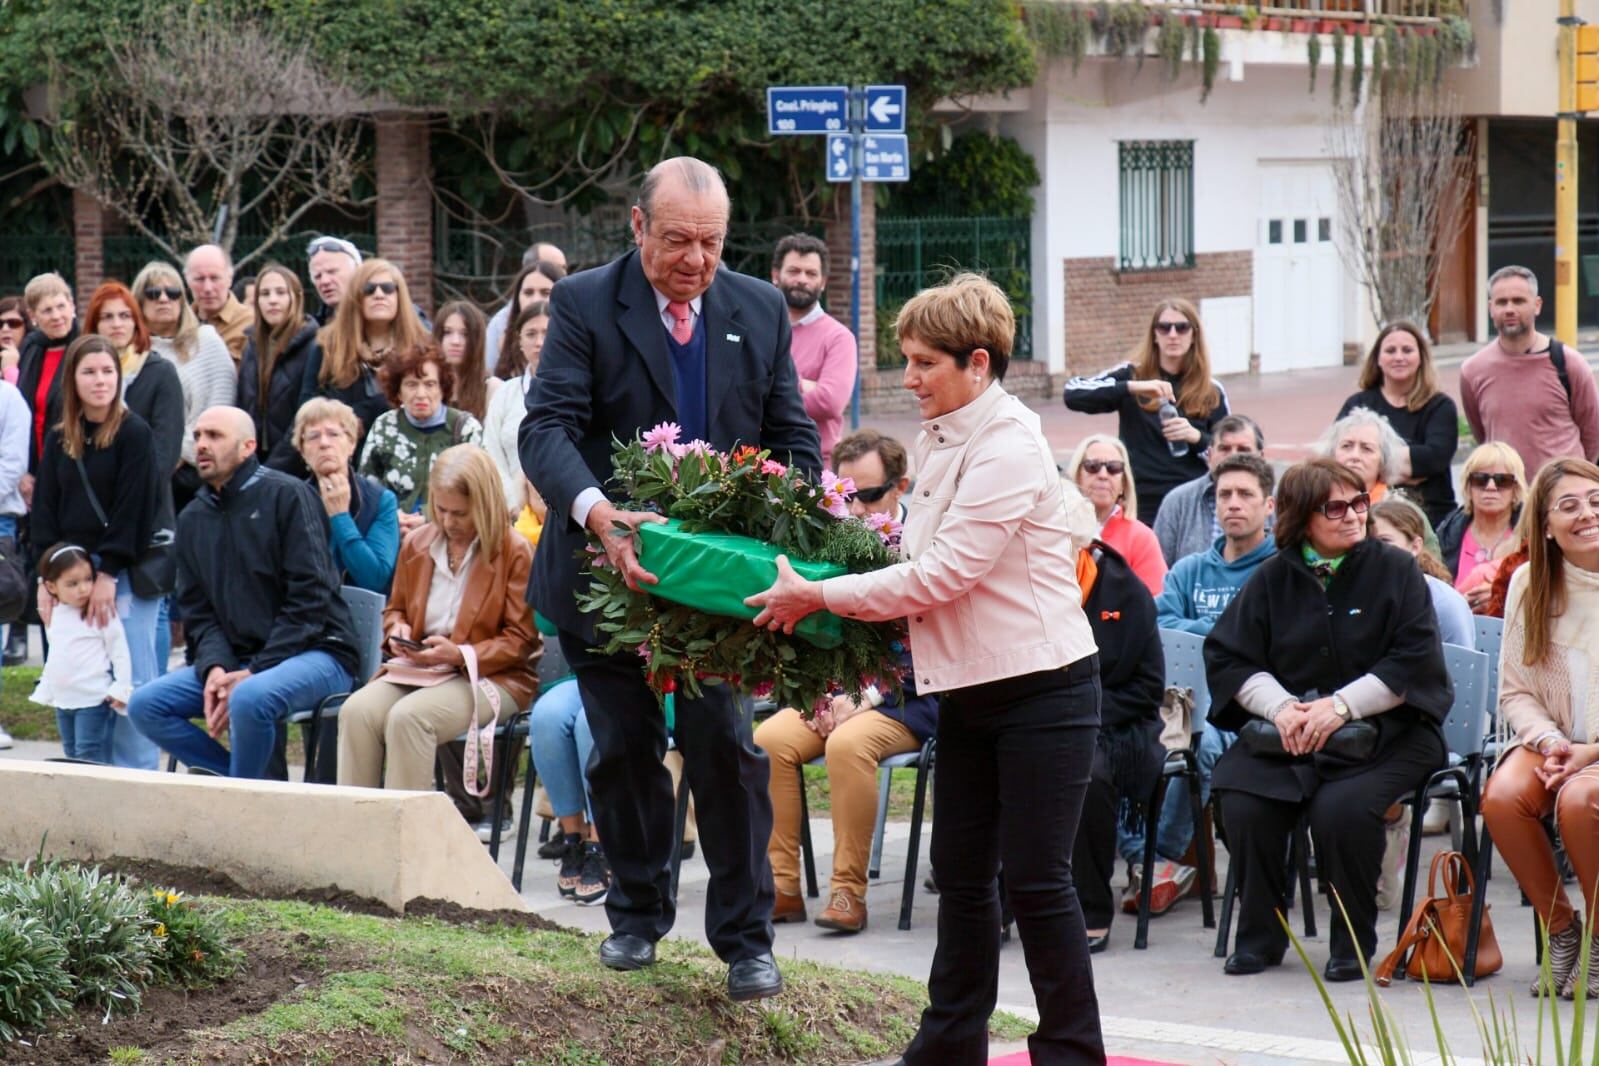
[98,856,562,932]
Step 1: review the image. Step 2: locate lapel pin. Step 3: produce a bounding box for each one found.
[725,333,741,342]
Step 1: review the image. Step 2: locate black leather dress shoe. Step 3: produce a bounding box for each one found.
[598,933,656,971]
[1224,949,1285,975]
[1323,956,1367,983]
[727,952,784,1001]
[1087,930,1111,954]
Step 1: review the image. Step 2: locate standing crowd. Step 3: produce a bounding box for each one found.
[5,156,1599,1062]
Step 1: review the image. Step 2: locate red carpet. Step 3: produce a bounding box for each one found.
[990,1056,1177,1066]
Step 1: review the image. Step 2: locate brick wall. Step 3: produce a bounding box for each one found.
[72,188,109,306]
[374,115,434,316]
[1063,251,1253,377]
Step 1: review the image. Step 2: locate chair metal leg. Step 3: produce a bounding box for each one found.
[1462,800,1490,988]
[868,765,892,880]
[487,730,519,862]
[670,777,691,902]
[1215,854,1238,958]
[1136,774,1170,950]
[512,758,539,893]
[1186,765,1215,929]
[798,765,819,899]
[1397,788,1429,943]
[1293,821,1316,938]
[301,713,321,783]
[898,744,933,931]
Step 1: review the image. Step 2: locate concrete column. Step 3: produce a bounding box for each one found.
[71,187,108,305]
[374,114,434,316]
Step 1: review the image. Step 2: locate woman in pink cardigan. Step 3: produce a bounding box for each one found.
[749,274,1105,1066]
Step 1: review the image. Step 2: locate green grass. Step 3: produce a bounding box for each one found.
[802,762,927,821]
[1,666,49,740]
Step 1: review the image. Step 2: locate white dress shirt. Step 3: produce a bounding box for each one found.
[423,536,479,638]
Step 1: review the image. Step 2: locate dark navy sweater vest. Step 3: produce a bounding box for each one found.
[664,315,708,444]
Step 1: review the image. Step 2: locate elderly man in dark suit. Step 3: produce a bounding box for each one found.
[520,157,821,1001]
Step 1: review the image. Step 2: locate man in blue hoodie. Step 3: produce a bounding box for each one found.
[1123,452,1277,915]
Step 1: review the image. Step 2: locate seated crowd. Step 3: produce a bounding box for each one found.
[0,243,1593,1001]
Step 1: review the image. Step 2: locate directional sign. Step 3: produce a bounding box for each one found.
[825,134,854,182]
[767,85,849,135]
[864,85,907,133]
[860,134,910,182]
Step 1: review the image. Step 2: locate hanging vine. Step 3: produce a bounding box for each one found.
[1307,33,1321,95]
[1350,27,1365,106]
[1201,26,1221,102]
[1331,25,1346,107]
[1156,15,1186,83]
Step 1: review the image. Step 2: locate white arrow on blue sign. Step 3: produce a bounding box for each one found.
[864,85,907,133]
[826,134,853,181]
[767,85,849,135]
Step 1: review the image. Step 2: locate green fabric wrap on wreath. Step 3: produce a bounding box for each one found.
[637,519,848,649]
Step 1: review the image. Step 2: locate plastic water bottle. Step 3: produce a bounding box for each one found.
[1158,401,1189,457]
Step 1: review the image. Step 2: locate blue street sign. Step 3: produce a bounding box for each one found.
[825,134,853,182]
[860,134,910,182]
[766,85,849,135]
[864,85,907,133]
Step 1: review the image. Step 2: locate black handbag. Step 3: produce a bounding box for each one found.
[0,535,28,624]
[1238,717,1379,762]
[73,457,176,599]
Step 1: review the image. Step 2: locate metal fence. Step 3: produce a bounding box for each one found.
[875,215,1033,364]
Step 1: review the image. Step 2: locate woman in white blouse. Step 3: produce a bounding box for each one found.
[483,301,549,521]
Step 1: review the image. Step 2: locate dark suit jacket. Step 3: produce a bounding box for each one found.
[520,249,822,638]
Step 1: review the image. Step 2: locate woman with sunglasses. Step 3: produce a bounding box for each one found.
[1481,459,1599,999]
[0,296,29,383]
[132,262,238,516]
[1205,457,1449,982]
[301,258,427,432]
[1337,322,1460,528]
[237,263,321,474]
[1435,442,1528,609]
[1064,299,1229,523]
[1066,433,1167,596]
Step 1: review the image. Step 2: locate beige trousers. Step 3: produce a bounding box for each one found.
[338,678,517,793]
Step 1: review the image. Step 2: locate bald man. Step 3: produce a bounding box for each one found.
[127,405,358,778]
[185,245,252,362]
[523,157,819,1000]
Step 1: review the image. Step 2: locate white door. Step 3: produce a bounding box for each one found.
[1254,163,1344,372]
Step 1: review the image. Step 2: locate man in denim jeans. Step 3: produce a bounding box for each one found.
[128,407,358,777]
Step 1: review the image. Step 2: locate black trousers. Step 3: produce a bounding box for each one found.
[1074,748,1126,932]
[1218,724,1444,965]
[560,630,774,963]
[903,660,1106,1066]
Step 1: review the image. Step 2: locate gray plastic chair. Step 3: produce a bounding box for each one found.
[293,585,388,779]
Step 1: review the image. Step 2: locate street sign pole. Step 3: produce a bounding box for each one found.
[849,84,863,433]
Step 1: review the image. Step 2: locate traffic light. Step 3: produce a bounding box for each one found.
[1578,24,1599,112]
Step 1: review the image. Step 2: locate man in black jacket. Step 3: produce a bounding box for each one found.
[128,406,357,778]
[521,157,820,1001]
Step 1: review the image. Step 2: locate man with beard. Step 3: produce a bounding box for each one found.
[771,234,857,467]
[1461,264,1599,472]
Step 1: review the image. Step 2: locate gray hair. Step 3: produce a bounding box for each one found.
[1488,264,1539,299]
[1315,407,1406,486]
[637,157,728,224]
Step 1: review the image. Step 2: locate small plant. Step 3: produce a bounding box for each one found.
[144,887,242,988]
[1201,27,1221,103]
[1157,16,1186,83]
[0,912,74,1042]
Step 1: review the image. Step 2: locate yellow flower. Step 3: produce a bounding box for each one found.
[154,923,167,938]
[165,892,182,906]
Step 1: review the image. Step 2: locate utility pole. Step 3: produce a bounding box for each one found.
[1556,0,1579,344]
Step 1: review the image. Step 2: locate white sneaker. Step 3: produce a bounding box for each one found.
[1375,818,1409,912]
[1422,799,1452,836]
[0,724,12,749]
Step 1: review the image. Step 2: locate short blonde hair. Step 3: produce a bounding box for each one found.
[427,445,509,561]
[894,272,1014,381]
[1065,432,1139,522]
[291,397,363,455]
[24,272,71,311]
[1459,441,1528,515]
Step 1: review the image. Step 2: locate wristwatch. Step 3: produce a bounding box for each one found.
[1331,694,1353,723]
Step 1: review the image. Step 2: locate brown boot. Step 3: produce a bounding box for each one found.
[773,891,807,924]
[815,889,867,933]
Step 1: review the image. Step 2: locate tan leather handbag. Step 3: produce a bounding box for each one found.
[1375,850,1502,986]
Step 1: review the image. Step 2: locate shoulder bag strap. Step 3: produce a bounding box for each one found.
[458,642,502,799]
[1551,340,1574,405]
[1375,898,1437,987]
[73,457,110,529]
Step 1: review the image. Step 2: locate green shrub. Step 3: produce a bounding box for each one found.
[0,911,74,1041]
[143,887,241,988]
[0,862,157,1015]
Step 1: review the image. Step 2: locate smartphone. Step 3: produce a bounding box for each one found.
[390,636,426,653]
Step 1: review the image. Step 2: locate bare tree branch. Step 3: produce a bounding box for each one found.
[39,3,372,268]
[1327,93,1475,331]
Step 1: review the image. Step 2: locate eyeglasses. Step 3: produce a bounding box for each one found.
[0,317,24,330]
[1081,459,1126,476]
[1468,472,1517,490]
[1315,492,1372,520]
[143,286,183,302]
[1154,321,1193,335]
[1549,490,1599,518]
[362,281,398,296]
[301,427,348,445]
[845,483,894,504]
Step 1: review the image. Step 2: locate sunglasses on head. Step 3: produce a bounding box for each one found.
[1468,472,1516,490]
[845,483,894,504]
[1315,492,1372,520]
[362,281,398,296]
[0,317,24,330]
[1081,459,1126,476]
[1154,321,1193,335]
[143,286,183,302]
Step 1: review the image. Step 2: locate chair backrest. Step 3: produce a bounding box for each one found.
[1440,642,1492,759]
[1158,627,1211,727]
[538,638,571,691]
[1473,614,1504,710]
[339,585,388,684]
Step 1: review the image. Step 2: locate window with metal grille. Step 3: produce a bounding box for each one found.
[1118,141,1195,272]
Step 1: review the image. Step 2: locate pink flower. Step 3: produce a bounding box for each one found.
[643,422,682,454]
[751,680,775,699]
[681,440,714,458]
[636,644,652,664]
[761,459,788,477]
[824,496,851,520]
[863,510,902,544]
[818,468,856,520]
